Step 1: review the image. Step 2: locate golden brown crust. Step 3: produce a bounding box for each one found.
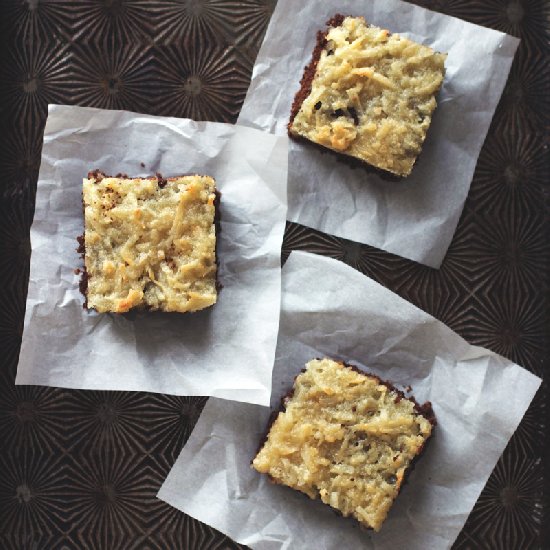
[253,358,434,531]
[82,172,218,313]
[289,15,446,178]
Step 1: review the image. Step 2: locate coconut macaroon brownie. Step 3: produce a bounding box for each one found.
[80,171,219,313]
[252,358,435,531]
[288,15,447,178]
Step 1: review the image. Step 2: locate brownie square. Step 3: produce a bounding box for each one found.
[252,358,434,531]
[81,171,218,313]
[289,15,446,178]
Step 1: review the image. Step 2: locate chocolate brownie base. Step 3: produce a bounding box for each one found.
[289,14,345,126]
[77,170,221,313]
[288,15,445,179]
[253,358,435,531]
[288,15,400,181]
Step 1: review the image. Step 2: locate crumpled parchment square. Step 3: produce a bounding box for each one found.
[238,0,520,267]
[158,251,540,550]
[16,105,288,406]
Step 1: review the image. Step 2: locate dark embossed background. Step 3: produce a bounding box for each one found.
[0,0,548,548]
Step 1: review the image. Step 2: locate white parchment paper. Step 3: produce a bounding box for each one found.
[158,251,541,550]
[16,104,288,406]
[237,0,520,268]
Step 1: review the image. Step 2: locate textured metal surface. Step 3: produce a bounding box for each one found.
[0,0,548,548]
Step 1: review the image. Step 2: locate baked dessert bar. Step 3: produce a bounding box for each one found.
[80,171,218,313]
[252,358,434,531]
[289,15,446,177]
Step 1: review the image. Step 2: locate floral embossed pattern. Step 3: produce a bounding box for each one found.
[0,0,548,549]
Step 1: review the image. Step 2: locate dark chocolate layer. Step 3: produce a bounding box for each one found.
[288,14,346,129]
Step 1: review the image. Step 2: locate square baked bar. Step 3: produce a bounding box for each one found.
[81,171,218,313]
[289,15,446,177]
[252,358,434,531]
